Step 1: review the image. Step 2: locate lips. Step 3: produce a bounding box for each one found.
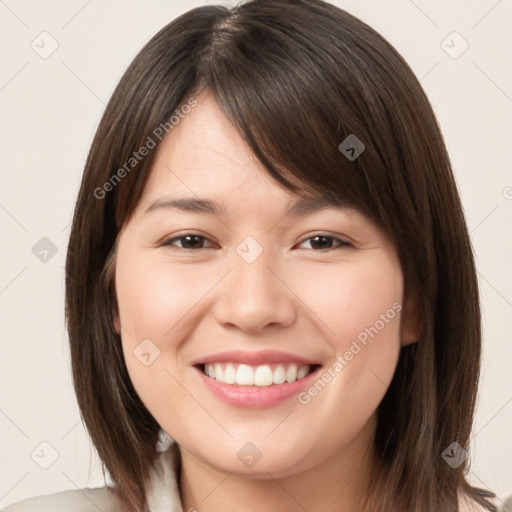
[192,349,321,368]
[191,350,322,407]
[202,362,314,386]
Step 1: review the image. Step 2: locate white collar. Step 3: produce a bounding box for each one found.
[144,442,183,512]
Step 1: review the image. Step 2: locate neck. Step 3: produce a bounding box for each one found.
[179,415,379,512]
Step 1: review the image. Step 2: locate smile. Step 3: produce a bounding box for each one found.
[201,362,316,387]
[191,350,323,407]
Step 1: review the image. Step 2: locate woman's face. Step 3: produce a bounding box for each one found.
[114,91,417,478]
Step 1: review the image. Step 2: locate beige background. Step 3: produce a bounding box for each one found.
[0,0,511,508]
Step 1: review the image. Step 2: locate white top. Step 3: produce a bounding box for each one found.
[1,446,183,512]
[1,443,501,511]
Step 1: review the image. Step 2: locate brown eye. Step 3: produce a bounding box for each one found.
[162,234,214,250]
[298,235,351,251]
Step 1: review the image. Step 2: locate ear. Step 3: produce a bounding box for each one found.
[114,311,121,335]
[112,287,121,335]
[103,243,121,335]
[401,289,421,346]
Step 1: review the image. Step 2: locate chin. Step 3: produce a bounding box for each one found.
[179,430,326,479]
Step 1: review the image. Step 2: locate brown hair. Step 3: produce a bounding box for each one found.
[65,1,496,510]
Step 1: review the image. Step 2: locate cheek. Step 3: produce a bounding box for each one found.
[114,251,234,406]
[308,256,403,347]
[115,256,205,345]
[114,255,186,382]
[299,256,403,411]
[114,255,205,419]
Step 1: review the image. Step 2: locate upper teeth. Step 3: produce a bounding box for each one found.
[204,363,312,387]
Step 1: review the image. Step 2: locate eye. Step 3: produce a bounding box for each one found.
[160,233,352,252]
[297,234,352,251]
[161,233,216,250]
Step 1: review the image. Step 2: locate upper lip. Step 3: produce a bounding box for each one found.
[191,350,321,366]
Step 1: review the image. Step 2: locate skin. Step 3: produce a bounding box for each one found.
[113,91,419,512]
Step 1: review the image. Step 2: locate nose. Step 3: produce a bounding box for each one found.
[213,249,297,334]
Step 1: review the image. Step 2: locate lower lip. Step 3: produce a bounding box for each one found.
[195,366,321,408]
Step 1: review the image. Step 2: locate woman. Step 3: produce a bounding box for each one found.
[3,0,499,510]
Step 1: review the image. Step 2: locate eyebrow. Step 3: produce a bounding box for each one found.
[144,196,349,218]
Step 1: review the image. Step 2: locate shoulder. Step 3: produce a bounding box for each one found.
[458,491,501,512]
[2,486,115,512]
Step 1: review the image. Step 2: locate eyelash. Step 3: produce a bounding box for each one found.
[160,233,352,252]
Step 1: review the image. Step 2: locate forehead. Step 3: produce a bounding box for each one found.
[135,93,304,209]
[129,91,375,233]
